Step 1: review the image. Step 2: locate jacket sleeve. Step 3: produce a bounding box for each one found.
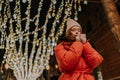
[54,41,83,71]
[83,42,103,69]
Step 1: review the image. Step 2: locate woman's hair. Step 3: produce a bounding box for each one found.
[57,33,68,44]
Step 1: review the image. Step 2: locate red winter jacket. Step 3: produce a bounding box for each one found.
[54,41,103,80]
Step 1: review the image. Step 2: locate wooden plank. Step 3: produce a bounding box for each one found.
[101,0,120,52]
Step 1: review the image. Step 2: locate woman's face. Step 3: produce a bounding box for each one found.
[66,26,82,41]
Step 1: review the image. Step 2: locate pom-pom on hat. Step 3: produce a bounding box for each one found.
[66,18,82,33]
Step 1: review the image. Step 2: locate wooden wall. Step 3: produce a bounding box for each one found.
[78,2,120,80]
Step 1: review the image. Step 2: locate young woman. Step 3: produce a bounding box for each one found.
[54,18,103,80]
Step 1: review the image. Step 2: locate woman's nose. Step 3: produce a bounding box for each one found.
[76,31,79,34]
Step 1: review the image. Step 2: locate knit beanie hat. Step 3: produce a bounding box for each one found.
[66,18,82,33]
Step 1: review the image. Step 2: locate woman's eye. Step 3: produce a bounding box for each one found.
[78,29,81,32]
[71,29,76,31]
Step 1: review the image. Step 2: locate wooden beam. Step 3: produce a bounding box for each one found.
[101,0,120,52]
[81,0,101,3]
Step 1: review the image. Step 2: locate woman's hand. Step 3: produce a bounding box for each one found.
[75,35,81,41]
[79,34,87,43]
[75,34,87,43]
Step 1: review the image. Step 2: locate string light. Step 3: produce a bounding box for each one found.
[0,0,88,80]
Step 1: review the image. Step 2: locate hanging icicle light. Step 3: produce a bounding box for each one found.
[84,0,88,4]
[22,0,27,3]
[9,0,13,2]
[72,0,88,21]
